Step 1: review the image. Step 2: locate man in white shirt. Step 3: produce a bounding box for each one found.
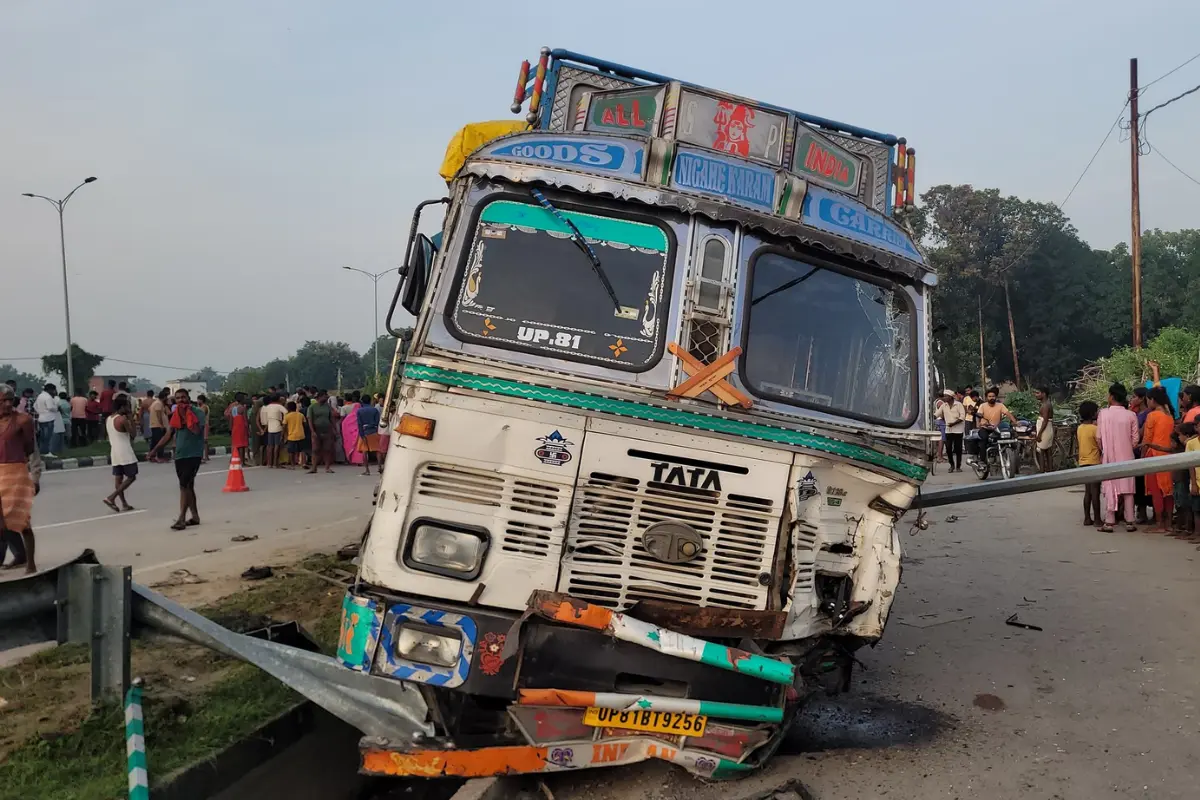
[33,383,60,456]
[259,395,287,469]
[936,389,967,473]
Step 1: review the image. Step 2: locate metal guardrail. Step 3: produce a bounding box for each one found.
[917,449,1200,508]
[0,555,431,741]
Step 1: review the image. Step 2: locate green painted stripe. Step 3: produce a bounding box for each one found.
[480,200,668,252]
[403,364,927,480]
[711,760,756,778]
[127,750,148,771]
[126,718,144,737]
[696,700,784,723]
[699,641,794,685]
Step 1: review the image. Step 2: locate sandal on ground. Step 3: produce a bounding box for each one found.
[186,518,200,527]
[119,505,135,512]
[1099,525,1114,533]
[170,521,187,531]
[102,499,119,512]
[1125,525,1138,532]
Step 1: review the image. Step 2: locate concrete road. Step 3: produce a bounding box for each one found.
[5,457,375,586]
[545,470,1200,800]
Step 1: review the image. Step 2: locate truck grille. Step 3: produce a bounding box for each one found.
[560,469,781,611]
[414,463,569,559]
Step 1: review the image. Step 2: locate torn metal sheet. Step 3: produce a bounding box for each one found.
[131,584,432,739]
[527,591,794,686]
[626,600,787,640]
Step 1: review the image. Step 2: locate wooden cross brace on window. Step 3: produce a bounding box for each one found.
[667,342,754,409]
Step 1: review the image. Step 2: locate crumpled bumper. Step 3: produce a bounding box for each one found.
[337,590,798,779]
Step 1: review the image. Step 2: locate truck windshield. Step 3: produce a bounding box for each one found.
[449,199,672,371]
[743,250,914,425]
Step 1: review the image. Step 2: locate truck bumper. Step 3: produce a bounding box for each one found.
[338,590,795,779]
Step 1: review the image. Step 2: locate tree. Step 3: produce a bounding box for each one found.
[362,332,411,379]
[0,363,44,391]
[289,341,364,390]
[180,367,226,392]
[41,344,104,388]
[920,185,1125,391]
[224,367,266,394]
[260,359,291,390]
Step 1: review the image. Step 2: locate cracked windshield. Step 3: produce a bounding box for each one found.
[744,251,913,423]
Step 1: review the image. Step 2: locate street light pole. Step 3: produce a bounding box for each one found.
[341,266,400,380]
[23,176,98,397]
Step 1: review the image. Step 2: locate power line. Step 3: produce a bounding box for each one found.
[1152,143,1200,187]
[990,100,1129,278]
[1140,50,1200,91]
[1140,81,1200,121]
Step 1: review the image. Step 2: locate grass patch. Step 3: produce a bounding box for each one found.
[0,552,348,798]
[0,666,298,800]
[56,434,232,461]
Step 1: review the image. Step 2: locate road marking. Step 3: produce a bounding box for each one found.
[134,514,366,575]
[41,509,148,529]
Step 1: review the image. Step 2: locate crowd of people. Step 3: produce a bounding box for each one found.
[0,379,391,572]
[1076,362,1200,542]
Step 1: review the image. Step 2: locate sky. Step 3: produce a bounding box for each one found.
[4,0,1200,385]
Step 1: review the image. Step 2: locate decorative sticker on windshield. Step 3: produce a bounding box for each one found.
[451,200,671,370]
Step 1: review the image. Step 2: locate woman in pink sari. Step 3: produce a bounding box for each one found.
[340,391,364,466]
[1097,382,1140,533]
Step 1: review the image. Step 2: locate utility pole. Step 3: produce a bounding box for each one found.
[1130,57,1144,349]
[1003,280,1022,389]
[978,295,987,389]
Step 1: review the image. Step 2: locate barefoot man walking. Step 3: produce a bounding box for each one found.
[103,396,139,513]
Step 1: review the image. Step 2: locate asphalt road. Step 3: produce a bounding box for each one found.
[541,469,1200,800]
[3,456,374,586]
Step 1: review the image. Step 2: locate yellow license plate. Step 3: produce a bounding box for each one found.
[583,706,707,736]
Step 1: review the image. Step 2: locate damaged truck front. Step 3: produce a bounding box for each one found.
[339,48,935,781]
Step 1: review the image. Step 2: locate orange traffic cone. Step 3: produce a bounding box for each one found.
[223,450,250,493]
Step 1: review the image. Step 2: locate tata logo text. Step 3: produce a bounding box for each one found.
[491,140,626,170]
[651,461,722,492]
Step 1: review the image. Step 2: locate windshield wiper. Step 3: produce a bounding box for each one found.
[752,266,820,306]
[531,189,623,313]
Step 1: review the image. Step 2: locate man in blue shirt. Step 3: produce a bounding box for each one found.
[148,389,208,530]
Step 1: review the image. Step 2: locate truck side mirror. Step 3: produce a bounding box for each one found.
[400,234,435,316]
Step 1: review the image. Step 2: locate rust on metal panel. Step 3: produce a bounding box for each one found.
[360,744,550,778]
[627,600,787,639]
[527,590,614,631]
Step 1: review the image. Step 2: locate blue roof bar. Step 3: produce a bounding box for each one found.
[550,49,900,147]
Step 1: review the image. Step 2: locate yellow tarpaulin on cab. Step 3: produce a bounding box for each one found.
[439,120,529,182]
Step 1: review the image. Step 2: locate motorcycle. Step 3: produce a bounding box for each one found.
[969,420,1034,480]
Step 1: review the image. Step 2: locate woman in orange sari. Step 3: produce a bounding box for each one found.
[1139,386,1176,533]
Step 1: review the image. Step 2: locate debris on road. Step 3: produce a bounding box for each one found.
[1089,549,1119,555]
[897,612,973,629]
[150,569,206,588]
[241,566,273,581]
[231,534,259,542]
[973,693,1007,711]
[203,548,221,554]
[1005,613,1043,631]
[740,779,816,800]
[336,542,360,560]
[944,515,959,523]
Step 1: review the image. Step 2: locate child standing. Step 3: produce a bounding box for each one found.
[1076,401,1102,527]
[1187,423,1200,542]
[283,401,306,471]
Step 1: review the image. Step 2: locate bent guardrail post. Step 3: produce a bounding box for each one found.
[131,584,433,740]
[916,450,1200,509]
[59,564,133,704]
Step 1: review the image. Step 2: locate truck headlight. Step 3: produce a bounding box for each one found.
[396,623,463,668]
[404,520,489,580]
